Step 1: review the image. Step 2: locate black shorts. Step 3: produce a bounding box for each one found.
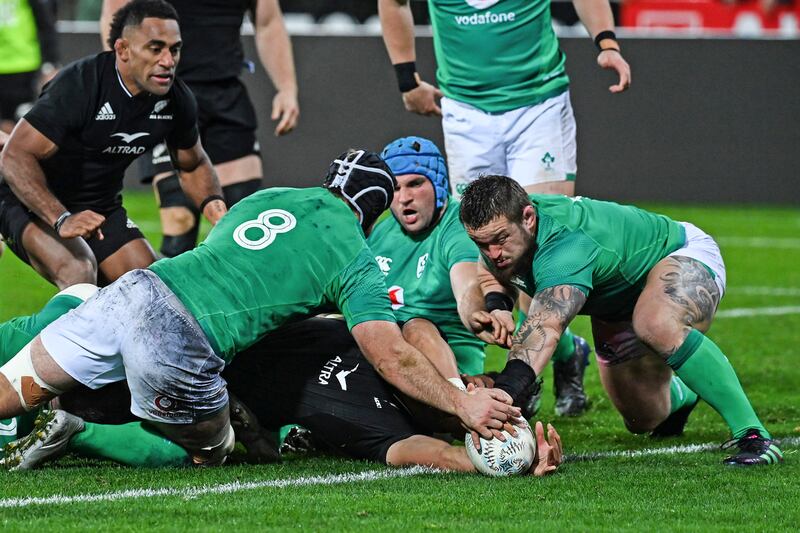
[130,77,260,183]
[0,184,145,265]
[224,318,419,464]
[0,71,38,121]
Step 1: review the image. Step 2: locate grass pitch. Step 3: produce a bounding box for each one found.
[1,192,799,531]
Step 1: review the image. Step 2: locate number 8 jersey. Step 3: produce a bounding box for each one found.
[150,187,396,363]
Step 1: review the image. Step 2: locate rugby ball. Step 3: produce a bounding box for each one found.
[465,421,536,476]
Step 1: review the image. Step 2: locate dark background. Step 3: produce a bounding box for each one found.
[59,32,799,204]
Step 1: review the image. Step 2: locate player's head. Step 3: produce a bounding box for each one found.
[324,149,396,236]
[109,0,181,96]
[381,136,449,235]
[460,175,536,272]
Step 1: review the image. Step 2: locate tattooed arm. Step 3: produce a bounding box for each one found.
[510,285,587,375]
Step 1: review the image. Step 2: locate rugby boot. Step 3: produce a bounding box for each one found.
[651,397,700,438]
[228,393,281,464]
[2,410,85,471]
[722,429,783,466]
[553,335,591,417]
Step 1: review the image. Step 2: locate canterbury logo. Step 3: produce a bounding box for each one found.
[95,102,115,120]
[111,132,149,143]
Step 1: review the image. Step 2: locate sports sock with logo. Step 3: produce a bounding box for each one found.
[668,375,698,414]
[516,310,577,363]
[68,422,190,467]
[666,329,769,439]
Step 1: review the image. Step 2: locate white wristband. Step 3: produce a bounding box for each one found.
[448,377,467,391]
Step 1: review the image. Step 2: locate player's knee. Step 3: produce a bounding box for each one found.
[53,255,97,288]
[222,178,261,207]
[160,231,197,258]
[632,310,685,358]
[0,342,64,413]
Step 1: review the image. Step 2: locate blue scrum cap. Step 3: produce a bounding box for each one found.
[381,136,449,210]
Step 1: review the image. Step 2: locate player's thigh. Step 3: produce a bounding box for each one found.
[592,317,671,432]
[633,258,720,355]
[215,155,262,187]
[21,218,97,287]
[505,91,577,193]
[441,96,506,198]
[119,270,228,427]
[88,207,155,284]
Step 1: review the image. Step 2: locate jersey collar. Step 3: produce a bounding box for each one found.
[115,64,133,98]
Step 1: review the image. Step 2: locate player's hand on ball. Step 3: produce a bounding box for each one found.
[402,76,443,116]
[530,421,563,477]
[466,419,537,476]
[58,210,105,240]
[458,383,519,443]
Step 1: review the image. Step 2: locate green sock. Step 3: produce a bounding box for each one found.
[667,330,769,439]
[668,375,698,414]
[68,422,191,467]
[516,310,576,364]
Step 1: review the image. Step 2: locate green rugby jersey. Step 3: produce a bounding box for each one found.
[489,195,686,321]
[0,292,84,447]
[429,0,569,113]
[151,188,396,363]
[369,199,485,375]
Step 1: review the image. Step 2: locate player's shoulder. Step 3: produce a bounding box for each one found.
[42,52,109,96]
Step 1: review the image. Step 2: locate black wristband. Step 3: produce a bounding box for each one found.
[485,291,514,313]
[394,62,419,93]
[594,30,617,51]
[53,210,72,235]
[493,360,537,405]
[199,194,225,213]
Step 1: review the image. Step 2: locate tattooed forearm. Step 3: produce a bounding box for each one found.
[659,256,720,324]
[508,285,586,373]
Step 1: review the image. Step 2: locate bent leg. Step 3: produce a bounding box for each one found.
[22,219,97,289]
[98,238,157,284]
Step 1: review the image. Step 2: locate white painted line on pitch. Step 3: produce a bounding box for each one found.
[717,237,800,249]
[567,436,800,462]
[730,286,800,297]
[716,306,800,318]
[0,466,440,509]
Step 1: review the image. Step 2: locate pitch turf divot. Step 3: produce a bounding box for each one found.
[566,436,800,462]
[0,466,441,509]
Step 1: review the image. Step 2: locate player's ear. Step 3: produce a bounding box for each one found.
[114,38,129,60]
[521,205,536,230]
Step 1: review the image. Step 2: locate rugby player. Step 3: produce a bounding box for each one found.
[101,0,299,258]
[460,175,782,466]
[7,316,561,476]
[0,0,226,289]
[369,136,590,417]
[0,150,519,467]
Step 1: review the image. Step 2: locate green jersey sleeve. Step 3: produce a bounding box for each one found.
[330,247,397,329]
[440,209,479,268]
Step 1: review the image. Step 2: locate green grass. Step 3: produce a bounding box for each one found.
[1,193,799,531]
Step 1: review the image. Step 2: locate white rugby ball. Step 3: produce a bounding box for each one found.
[465,421,536,476]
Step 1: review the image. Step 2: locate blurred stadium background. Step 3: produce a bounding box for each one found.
[48,0,798,204]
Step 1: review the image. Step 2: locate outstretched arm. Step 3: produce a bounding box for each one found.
[253,0,299,136]
[351,320,520,439]
[571,0,631,93]
[463,260,518,347]
[378,0,442,116]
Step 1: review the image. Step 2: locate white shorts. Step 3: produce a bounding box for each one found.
[442,91,577,198]
[669,222,727,297]
[40,269,228,424]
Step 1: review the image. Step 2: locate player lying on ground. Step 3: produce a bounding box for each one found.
[0,0,227,289]
[370,136,590,418]
[460,175,782,466]
[5,316,561,476]
[0,149,519,466]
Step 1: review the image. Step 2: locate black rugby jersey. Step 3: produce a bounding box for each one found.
[23,51,199,213]
[169,0,253,82]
